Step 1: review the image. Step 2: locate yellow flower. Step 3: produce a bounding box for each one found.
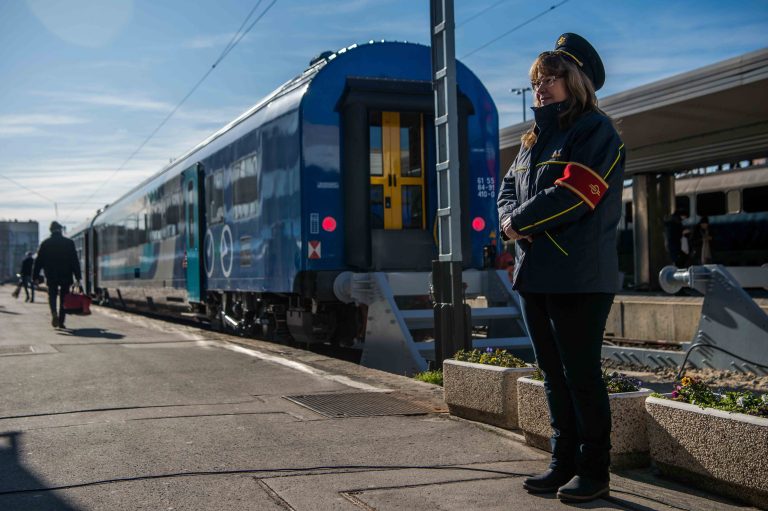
[681,376,692,387]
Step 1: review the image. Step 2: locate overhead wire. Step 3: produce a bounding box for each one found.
[63,0,278,223]
[0,173,56,205]
[456,0,511,28]
[460,0,570,60]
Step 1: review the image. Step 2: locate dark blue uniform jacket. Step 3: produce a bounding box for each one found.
[497,101,625,293]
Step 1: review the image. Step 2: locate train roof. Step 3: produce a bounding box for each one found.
[622,164,768,200]
[93,40,491,225]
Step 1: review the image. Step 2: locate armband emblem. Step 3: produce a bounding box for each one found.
[554,162,608,209]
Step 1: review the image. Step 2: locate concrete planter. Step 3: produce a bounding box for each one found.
[442,359,535,429]
[516,377,653,469]
[645,395,768,509]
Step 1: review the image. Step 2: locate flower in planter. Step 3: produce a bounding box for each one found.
[660,375,768,418]
[453,348,527,368]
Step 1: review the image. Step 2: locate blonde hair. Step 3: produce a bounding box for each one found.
[521,51,611,149]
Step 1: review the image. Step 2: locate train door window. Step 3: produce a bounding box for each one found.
[675,196,690,217]
[726,189,741,214]
[187,179,196,247]
[696,191,726,216]
[743,185,768,212]
[368,110,426,230]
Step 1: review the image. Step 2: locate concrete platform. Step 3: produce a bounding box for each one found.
[0,285,761,510]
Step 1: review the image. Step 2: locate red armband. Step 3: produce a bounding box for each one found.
[554,162,608,210]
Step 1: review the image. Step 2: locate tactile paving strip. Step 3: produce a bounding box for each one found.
[283,392,430,418]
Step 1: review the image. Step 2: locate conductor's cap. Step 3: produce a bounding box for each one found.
[554,33,605,91]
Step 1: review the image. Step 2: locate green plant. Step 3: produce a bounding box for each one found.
[414,369,443,386]
[530,367,641,394]
[453,348,527,368]
[603,370,641,393]
[668,375,768,418]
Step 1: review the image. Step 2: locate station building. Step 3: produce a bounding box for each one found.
[499,48,768,289]
[0,220,39,282]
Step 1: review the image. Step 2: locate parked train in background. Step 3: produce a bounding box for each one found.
[617,164,768,283]
[71,41,500,346]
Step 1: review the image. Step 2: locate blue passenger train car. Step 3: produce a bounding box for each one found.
[76,41,500,344]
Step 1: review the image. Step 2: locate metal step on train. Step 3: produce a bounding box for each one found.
[333,270,531,375]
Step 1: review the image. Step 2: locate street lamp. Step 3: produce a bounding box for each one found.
[510,87,532,122]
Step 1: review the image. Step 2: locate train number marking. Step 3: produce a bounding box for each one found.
[204,229,215,278]
[220,225,233,277]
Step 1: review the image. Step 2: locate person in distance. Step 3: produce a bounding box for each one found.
[33,221,83,329]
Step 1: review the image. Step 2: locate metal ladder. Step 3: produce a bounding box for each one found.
[333,270,531,375]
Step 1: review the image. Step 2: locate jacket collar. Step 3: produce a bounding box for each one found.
[532,100,569,131]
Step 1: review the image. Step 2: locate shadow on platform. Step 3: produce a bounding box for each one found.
[0,306,20,315]
[58,328,125,340]
[0,432,82,510]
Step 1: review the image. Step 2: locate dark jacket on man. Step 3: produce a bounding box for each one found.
[497,101,625,293]
[20,255,34,279]
[33,231,81,286]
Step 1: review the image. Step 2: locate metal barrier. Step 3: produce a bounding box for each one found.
[602,265,768,375]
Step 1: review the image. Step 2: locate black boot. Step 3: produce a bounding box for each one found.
[523,468,575,493]
[557,475,609,502]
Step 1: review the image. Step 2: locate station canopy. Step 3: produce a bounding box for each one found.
[499,48,768,176]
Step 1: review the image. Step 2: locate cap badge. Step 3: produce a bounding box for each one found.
[557,35,566,46]
[551,150,562,159]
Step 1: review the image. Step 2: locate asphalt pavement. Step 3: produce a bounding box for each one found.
[0,285,759,510]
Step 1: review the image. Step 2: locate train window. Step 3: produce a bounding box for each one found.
[401,185,423,229]
[233,155,259,219]
[370,185,384,229]
[186,180,196,247]
[399,113,422,178]
[726,190,741,214]
[624,201,633,225]
[675,196,690,216]
[696,191,726,216]
[743,185,768,213]
[206,170,225,224]
[369,111,383,177]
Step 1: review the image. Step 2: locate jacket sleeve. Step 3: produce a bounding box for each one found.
[508,117,624,236]
[33,243,45,279]
[496,160,520,241]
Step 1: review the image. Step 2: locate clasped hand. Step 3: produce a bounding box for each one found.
[501,217,532,242]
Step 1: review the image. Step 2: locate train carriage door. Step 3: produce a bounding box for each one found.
[370,111,427,231]
[182,163,205,302]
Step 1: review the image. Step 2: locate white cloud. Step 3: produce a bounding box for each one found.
[40,91,173,112]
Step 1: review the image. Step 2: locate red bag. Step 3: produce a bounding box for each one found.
[63,289,92,315]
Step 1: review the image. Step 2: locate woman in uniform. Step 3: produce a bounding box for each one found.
[497,33,624,503]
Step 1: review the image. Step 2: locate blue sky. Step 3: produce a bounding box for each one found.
[1,0,766,239]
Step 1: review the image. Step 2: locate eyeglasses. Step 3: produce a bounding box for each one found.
[531,76,562,90]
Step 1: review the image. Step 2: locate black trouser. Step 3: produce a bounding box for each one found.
[47,282,69,325]
[519,292,614,481]
[22,277,34,301]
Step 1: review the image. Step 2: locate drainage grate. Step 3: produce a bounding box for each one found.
[283,392,430,418]
[0,345,33,356]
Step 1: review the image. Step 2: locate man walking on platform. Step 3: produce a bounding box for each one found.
[34,221,82,328]
[20,252,35,302]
